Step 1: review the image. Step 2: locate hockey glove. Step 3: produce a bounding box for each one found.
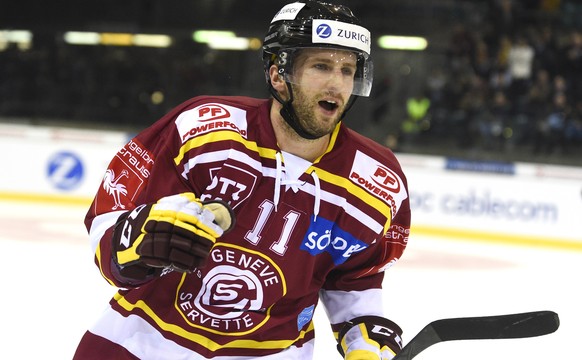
[112,192,234,278]
[337,316,403,360]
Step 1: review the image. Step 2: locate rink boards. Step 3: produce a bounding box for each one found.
[1,123,580,249]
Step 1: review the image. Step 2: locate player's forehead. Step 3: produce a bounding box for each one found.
[296,48,357,66]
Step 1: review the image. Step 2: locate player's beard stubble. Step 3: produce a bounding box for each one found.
[291,86,345,139]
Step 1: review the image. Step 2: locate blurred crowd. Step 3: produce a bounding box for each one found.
[0,0,580,164]
[0,42,259,128]
[397,0,582,161]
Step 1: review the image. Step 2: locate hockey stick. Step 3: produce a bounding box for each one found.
[393,310,559,360]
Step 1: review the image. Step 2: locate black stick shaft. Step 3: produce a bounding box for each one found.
[393,310,559,360]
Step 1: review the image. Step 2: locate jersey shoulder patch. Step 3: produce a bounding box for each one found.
[349,150,408,218]
[175,98,252,143]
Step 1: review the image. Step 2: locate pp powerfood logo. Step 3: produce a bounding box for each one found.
[176,103,249,142]
[196,104,230,121]
[349,150,408,215]
[370,165,401,193]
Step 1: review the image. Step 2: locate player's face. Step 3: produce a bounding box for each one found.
[290,49,356,137]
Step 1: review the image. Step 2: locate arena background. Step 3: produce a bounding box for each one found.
[1,1,581,359]
[2,0,581,166]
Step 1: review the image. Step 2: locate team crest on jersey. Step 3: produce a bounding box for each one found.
[95,139,154,212]
[176,103,249,143]
[175,243,286,336]
[300,216,368,265]
[349,150,407,217]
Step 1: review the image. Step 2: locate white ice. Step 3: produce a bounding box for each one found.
[0,200,578,359]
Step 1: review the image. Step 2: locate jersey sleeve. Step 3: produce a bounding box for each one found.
[320,165,411,338]
[84,101,199,288]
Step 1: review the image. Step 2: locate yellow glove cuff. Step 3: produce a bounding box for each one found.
[345,349,381,360]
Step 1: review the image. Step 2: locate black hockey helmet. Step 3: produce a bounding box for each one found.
[262,1,373,139]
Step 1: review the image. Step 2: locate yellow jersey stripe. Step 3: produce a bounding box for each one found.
[113,292,314,351]
[174,131,277,165]
[308,165,392,233]
[96,242,117,287]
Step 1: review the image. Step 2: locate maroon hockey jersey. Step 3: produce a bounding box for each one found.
[85,95,410,359]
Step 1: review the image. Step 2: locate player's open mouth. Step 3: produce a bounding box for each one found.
[319,100,339,112]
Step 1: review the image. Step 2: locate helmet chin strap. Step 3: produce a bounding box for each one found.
[269,83,321,140]
[269,82,358,141]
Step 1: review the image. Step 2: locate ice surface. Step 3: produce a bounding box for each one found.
[0,200,578,359]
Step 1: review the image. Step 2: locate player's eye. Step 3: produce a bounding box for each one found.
[342,67,355,76]
[314,63,330,71]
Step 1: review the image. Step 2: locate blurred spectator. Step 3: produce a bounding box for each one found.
[528,69,553,112]
[494,35,513,71]
[552,74,568,98]
[424,67,451,138]
[456,75,489,148]
[533,92,569,155]
[472,39,495,79]
[507,34,535,105]
[446,24,476,74]
[425,67,449,107]
[562,0,582,28]
[530,25,560,77]
[477,91,512,151]
[561,30,582,102]
[521,68,553,144]
[399,91,431,147]
[489,64,512,94]
[488,0,520,39]
[565,100,582,152]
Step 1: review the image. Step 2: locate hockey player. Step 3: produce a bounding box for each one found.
[74,1,411,359]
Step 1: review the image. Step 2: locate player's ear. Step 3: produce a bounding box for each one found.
[269,65,286,93]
